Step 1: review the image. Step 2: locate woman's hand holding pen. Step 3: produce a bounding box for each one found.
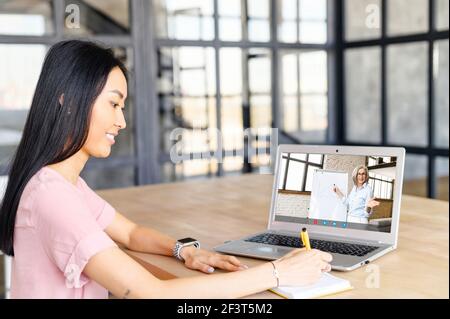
[272,249,332,287]
[180,246,248,274]
[332,184,344,199]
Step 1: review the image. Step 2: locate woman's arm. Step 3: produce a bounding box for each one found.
[332,185,343,198]
[105,212,177,256]
[105,212,247,273]
[365,198,380,214]
[364,188,380,215]
[83,246,274,298]
[332,185,346,203]
[83,246,332,299]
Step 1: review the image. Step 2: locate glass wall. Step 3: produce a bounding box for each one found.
[63,0,130,35]
[281,50,328,142]
[278,0,328,44]
[386,42,428,147]
[345,0,381,41]
[345,47,381,144]
[1,1,446,198]
[0,0,136,189]
[154,0,214,41]
[0,44,47,168]
[344,0,449,199]
[155,0,330,181]
[0,0,54,36]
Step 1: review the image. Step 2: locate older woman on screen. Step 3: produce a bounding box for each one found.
[332,165,380,224]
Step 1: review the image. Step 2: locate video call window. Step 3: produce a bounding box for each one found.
[275,152,397,233]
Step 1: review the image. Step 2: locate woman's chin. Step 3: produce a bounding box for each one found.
[101,149,112,158]
[90,147,112,158]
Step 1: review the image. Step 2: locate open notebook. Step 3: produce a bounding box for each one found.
[270,273,353,299]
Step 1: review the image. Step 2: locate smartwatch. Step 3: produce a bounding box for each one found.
[173,237,200,261]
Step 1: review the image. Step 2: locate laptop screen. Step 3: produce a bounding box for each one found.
[274,152,398,233]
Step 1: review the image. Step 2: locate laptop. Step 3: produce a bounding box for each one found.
[214,145,405,271]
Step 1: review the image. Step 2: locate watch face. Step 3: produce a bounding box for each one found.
[179,237,197,244]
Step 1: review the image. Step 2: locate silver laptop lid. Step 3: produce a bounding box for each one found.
[268,145,405,246]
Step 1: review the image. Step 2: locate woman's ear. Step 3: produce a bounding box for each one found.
[59,93,64,106]
[59,94,71,115]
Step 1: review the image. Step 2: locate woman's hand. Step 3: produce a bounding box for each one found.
[367,198,380,209]
[272,248,332,287]
[332,185,344,199]
[180,246,248,274]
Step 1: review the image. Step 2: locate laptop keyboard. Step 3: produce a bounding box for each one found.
[245,233,379,257]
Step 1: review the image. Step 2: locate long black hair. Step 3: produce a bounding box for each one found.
[0,40,127,256]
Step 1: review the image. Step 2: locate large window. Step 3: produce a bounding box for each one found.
[63,0,130,35]
[281,50,328,143]
[343,0,449,199]
[155,0,331,182]
[278,0,328,44]
[0,0,136,190]
[0,0,54,36]
[1,1,446,200]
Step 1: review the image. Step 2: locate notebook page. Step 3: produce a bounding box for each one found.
[270,273,352,299]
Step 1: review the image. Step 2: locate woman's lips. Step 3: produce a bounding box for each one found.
[106,133,116,144]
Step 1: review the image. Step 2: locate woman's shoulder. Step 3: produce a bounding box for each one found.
[27,167,73,193]
[17,167,75,227]
[21,167,78,210]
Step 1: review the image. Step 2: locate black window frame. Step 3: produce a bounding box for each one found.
[279,152,324,192]
[335,0,449,199]
[1,0,448,199]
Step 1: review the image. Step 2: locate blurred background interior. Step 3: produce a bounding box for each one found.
[0,0,448,201]
[0,0,449,299]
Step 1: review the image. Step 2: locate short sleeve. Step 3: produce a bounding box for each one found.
[78,177,116,229]
[33,181,117,289]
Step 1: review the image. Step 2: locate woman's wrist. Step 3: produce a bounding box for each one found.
[179,245,197,261]
[269,261,280,288]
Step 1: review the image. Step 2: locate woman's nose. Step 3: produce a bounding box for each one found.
[116,109,127,129]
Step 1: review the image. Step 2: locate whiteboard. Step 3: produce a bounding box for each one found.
[308,169,349,222]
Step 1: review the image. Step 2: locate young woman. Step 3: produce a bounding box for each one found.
[0,40,332,299]
[333,165,380,224]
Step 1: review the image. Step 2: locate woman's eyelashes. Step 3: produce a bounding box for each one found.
[110,101,120,108]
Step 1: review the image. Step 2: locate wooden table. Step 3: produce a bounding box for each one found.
[98,174,449,299]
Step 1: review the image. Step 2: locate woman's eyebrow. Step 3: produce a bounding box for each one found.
[109,89,124,99]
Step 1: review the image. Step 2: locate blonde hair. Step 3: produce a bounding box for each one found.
[352,165,369,185]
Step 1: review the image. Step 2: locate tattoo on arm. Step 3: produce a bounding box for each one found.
[123,289,131,299]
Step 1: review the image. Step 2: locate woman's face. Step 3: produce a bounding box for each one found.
[81,67,127,158]
[356,168,367,186]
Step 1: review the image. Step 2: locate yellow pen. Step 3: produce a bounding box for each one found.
[300,230,305,248]
[301,228,311,250]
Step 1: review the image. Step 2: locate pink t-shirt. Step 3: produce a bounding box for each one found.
[11,166,117,299]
